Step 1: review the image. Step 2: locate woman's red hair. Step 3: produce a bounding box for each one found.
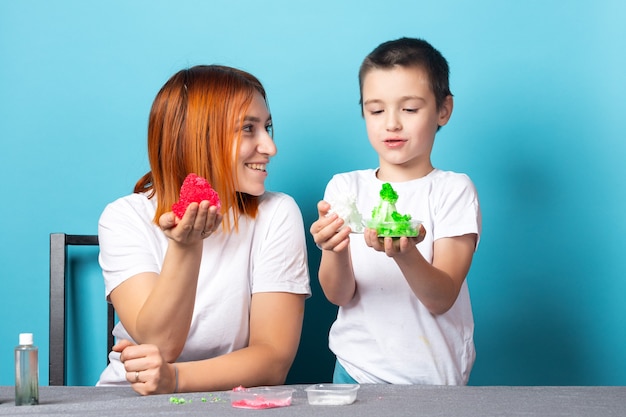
[134,65,267,231]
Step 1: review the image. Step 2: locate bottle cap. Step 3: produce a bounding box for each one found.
[19,333,33,345]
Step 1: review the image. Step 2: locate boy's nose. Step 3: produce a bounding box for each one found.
[385,112,401,131]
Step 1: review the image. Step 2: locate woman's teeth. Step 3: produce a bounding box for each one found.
[246,163,266,171]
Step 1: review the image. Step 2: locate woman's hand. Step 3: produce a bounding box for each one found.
[363,224,426,257]
[310,200,351,252]
[159,201,223,245]
[115,339,177,395]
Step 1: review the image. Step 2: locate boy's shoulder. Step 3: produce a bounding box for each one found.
[330,168,377,183]
[430,168,473,182]
[326,168,477,195]
[429,169,478,195]
[330,168,473,183]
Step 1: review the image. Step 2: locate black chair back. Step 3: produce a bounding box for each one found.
[49,233,114,386]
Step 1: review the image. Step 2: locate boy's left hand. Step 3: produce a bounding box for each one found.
[364,224,426,256]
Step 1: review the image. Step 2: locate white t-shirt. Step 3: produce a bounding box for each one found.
[324,168,481,385]
[96,191,311,386]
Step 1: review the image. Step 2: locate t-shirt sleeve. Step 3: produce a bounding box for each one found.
[433,174,482,248]
[323,175,341,202]
[98,198,162,298]
[250,194,311,296]
[323,173,354,204]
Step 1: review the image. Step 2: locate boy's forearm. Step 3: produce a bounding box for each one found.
[394,248,461,315]
[318,250,356,306]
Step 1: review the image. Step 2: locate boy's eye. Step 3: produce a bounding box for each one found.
[404,108,418,113]
[369,109,383,115]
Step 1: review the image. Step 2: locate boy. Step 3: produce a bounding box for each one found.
[311,37,481,385]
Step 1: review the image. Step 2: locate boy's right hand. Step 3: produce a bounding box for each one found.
[310,200,352,252]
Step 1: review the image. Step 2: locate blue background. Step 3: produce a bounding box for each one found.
[1,0,625,386]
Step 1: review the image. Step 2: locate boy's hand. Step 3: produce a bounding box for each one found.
[310,200,352,252]
[364,224,426,256]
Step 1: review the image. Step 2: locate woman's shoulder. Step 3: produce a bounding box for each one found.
[259,191,300,212]
[254,192,304,230]
[100,192,156,223]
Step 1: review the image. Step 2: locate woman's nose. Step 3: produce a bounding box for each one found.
[259,131,277,156]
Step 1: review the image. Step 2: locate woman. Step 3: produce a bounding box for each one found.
[96,65,311,395]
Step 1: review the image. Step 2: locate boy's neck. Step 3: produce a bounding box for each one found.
[376,162,435,182]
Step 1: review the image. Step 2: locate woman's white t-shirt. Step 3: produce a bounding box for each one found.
[96,191,311,385]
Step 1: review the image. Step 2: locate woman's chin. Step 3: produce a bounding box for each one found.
[237,186,266,196]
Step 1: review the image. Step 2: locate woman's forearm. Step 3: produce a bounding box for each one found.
[134,241,203,360]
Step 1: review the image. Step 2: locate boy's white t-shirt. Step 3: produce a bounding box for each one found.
[96,191,311,386]
[324,168,481,385]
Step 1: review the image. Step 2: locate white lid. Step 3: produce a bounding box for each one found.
[19,333,33,345]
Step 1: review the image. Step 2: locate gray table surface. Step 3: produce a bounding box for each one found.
[1,384,625,416]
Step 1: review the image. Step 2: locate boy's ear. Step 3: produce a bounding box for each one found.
[437,95,454,127]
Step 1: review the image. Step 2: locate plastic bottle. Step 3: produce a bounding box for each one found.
[15,333,39,406]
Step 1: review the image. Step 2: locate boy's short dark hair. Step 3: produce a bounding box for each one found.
[359,37,452,109]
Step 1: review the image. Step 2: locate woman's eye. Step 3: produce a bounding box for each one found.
[265,123,274,136]
[242,124,253,133]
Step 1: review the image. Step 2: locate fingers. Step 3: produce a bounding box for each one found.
[205,206,223,236]
[330,234,351,252]
[324,227,351,252]
[193,202,222,238]
[130,370,141,384]
[385,236,423,255]
[112,339,135,353]
[364,228,423,257]
[363,228,374,246]
[311,211,351,251]
[158,212,177,231]
[372,236,402,255]
[417,224,427,243]
[184,201,208,237]
[163,201,223,242]
[120,343,165,394]
[118,341,146,364]
[316,200,331,217]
